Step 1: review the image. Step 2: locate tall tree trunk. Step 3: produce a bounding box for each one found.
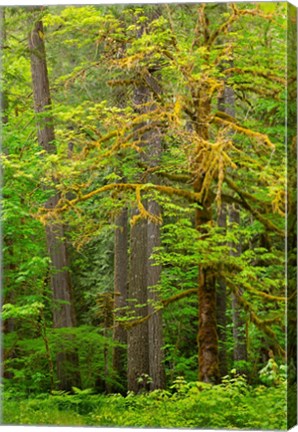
[127,208,150,393]
[230,205,247,369]
[216,203,228,378]
[195,84,220,383]
[127,72,165,391]
[222,65,247,371]
[28,12,80,391]
[196,202,219,383]
[145,71,165,390]
[127,9,165,392]
[127,81,150,393]
[216,59,235,378]
[112,82,128,392]
[113,207,128,391]
[147,187,165,390]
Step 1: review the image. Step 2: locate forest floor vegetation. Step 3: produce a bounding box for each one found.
[3,376,286,429]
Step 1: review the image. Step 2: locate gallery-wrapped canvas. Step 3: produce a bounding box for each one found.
[1,2,297,430]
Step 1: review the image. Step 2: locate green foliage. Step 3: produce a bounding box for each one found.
[2,3,292,426]
[259,358,286,386]
[2,302,44,320]
[3,377,286,429]
[3,325,122,394]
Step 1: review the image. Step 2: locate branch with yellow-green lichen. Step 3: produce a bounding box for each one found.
[226,279,285,357]
[213,115,275,149]
[118,288,198,330]
[224,177,284,236]
[38,182,202,223]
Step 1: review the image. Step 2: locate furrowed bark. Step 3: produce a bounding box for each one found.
[147,192,165,390]
[112,207,128,392]
[112,81,129,392]
[216,203,228,378]
[28,12,80,391]
[230,205,247,371]
[145,70,165,390]
[127,207,150,392]
[127,16,165,389]
[127,81,150,393]
[216,46,235,378]
[193,76,220,384]
[196,202,220,383]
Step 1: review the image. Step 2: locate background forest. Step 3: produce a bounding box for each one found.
[1,2,297,429]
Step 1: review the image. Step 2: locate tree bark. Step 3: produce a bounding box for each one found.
[222,68,247,370]
[112,207,128,391]
[194,81,220,383]
[127,73,165,391]
[230,205,248,369]
[216,60,235,378]
[216,203,228,378]
[196,202,220,383]
[147,197,165,390]
[127,208,150,393]
[127,81,150,393]
[28,13,80,391]
[111,81,128,391]
[145,74,165,390]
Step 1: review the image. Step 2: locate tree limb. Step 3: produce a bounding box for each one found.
[224,178,284,236]
[118,288,198,330]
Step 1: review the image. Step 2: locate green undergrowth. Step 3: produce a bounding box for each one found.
[3,376,286,430]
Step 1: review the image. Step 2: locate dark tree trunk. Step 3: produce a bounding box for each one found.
[216,203,228,378]
[216,61,235,378]
[147,200,165,390]
[28,13,80,391]
[28,18,55,152]
[111,81,128,392]
[229,205,247,369]
[198,268,218,382]
[196,202,220,383]
[218,59,247,369]
[112,207,128,391]
[126,69,165,391]
[194,92,220,383]
[127,81,150,393]
[145,83,165,390]
[127,209,150,393]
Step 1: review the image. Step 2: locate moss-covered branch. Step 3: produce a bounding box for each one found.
[60,184,201,211]
[118,288,198,330]
[245,286,287,302]
[224,177,272,209]
[227,281,285,357]
[137,162,191,183]
[208,5,274,48]
[213,116,275,149]
[223,66,285,85]
[224,177,284,236]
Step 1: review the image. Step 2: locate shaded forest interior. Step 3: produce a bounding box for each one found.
[1,2,297,429]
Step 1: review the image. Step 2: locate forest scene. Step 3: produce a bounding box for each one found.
[1,2,297,429]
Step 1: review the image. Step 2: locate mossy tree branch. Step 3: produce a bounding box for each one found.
[227,280,285,357]
[224,177,284,236]
[119,288,198,330]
